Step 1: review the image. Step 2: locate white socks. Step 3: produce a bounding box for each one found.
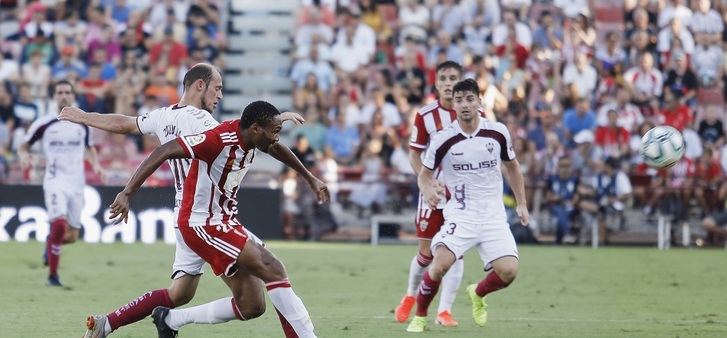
[438,257,464,313]
[268,285,316,338]
[165,297,237,330]
[406,254,432,297]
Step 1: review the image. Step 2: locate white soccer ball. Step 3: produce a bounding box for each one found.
[639,125,686,168]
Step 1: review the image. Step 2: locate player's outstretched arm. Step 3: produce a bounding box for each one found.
[418,166,443,209]
[58,106,141,135]
[502,159,530,225]
[108,139,188,224]
[266,142,330,204]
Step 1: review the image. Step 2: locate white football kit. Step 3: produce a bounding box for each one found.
[25,115,91,229]
[422,118,519,270]
[137,104,263,278]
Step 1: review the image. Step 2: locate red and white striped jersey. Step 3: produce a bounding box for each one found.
[176,120,255,227]
[409,100,457,151]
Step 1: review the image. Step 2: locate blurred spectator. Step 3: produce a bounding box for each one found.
[597,86,644,133]
[150,26,188,69]
[532,10,563,52]
[658,0,693,28]
[692,34,723,87]
[554,0,591,19]
[0,54,19,84]
[698,105,725,149]
[595,32,626,75]
[545,157,583,244]
[153,7,188,43]
[690,0,723,44]
[562,52,597,99]
[325,108,359,163]
[331,26,369,73]
[397,0,429,43]
[657,88,693,132]
[664,52,698,104]
[335,8,376,61]
[583,157,632,243]
[491,10,532,49]
[20,50,50,100]
[528,105,566,151]
[427,31,463,65]
[595,110,631,160]
[291,46,336,92]
[349,139,387,214]
[292,134,316,169]
[149,0,189,28]
[624,53,662,116]
[431,0,467,37]
[52,46,86,81]
[657,18,695,60]
[687,148,723,213]
[562,97,596,142]
[361,87,402,128]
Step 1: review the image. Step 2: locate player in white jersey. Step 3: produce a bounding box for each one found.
[18,80,104,287]
[60,64,304,338]
[395,61,465,327]
[406,79,530,333]
[107,100,327,338]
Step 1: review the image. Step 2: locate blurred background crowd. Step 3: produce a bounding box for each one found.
[1,0,726,244]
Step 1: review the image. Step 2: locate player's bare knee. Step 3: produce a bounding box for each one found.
[236,298,266,319]
[496,266,518,284]
[168,286,194,306]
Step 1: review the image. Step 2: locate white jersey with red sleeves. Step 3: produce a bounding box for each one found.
[25,114,90,189]
[177,120,255,227]
[137,104,219,201]
[422,118,516,228]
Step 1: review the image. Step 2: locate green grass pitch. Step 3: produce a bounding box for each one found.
[1,241,726,337]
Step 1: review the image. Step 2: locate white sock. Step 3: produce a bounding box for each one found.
[103,320,112,335]
[165,297,238,330]
[267,283,316,338]
[438,258,464,313]
[406,255,429,296]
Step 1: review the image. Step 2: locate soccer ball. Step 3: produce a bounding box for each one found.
[639,126,685,168]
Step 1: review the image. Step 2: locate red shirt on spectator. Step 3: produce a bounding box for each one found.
[595,125,630,156]
[657,104,692,132]
[687,159,722,183]
[150,40,188,68]
[495,44,529,69]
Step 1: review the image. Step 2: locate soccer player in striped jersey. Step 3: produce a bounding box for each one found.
[407,79,529,332]
[394,61,465,327]
[107,101,327,338]
[18,80,103,287]
[61,64,303,338]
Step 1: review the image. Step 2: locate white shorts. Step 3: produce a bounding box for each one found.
[431,220,518,271]
[44,186,83,229]
[171,225,265,279]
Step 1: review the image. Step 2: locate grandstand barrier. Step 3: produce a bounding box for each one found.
[0,185,282,243]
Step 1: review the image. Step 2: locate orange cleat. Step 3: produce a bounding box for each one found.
[394,295,416,323]
[435,310,459,327]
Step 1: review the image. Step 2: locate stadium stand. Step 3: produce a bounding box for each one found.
[1,0,726,246]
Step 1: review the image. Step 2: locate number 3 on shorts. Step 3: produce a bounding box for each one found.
[446,222,456,235]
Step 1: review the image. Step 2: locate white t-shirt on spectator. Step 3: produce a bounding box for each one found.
[554,0,590,18]
[148,1,189,28]
[398,3,429,41]
[657,28,694,54]
[692,44,723,80]
[330,41,369,73]
[431,4,467,36]
[390,147,414,175]
[690,10,724,35]
[335,23,376,59]
[295,23,334,46]
[623,67,663,98]
[491,22,532,48]
[658,5,692,28]
[0,59,19,82]
[596,102,644,133]
[720,144,727,174]
[682,128,704,160]
[289,58,336,92]
[562,63,597,98]
[343,103,363,128]
[463,0,500,27]
[361,102,402,128]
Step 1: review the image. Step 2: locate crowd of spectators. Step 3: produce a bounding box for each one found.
[0,0,224,185]
[2,0,727,242]
[285,0,727,242]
